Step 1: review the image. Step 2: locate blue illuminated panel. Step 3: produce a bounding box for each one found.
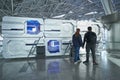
[47,40,60,53]
[27,20,40,34]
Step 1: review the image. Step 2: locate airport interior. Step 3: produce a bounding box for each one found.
[0,0,120,80]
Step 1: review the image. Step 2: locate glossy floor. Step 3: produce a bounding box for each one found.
[0,52,120,80]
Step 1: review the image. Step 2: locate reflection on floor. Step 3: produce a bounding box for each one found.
[107,50,120,67]
[0,52,120,80]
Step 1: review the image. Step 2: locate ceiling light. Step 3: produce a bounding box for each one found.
[52,14,65,18]
[84,11,98,15]
[88,0,93,3]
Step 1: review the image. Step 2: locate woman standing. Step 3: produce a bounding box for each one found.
[72,28,82,63]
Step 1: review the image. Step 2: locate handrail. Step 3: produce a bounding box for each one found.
[27,37,41,57]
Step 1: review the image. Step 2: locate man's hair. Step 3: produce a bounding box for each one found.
[88,26,92,31]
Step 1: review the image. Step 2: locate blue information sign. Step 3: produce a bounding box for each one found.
[27,20,40,34]
[47,40,60,53]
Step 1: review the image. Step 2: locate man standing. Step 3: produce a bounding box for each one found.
[72,28,82,64]
[83,26,98,65]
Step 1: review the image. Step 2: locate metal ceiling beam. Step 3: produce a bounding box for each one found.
[11,0,14,15]
[100,0,114,15]
[0,0,106,20]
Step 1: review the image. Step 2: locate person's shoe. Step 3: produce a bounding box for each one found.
[93,62,98,65]
[74,61,78,64]
[77,60,82,63]
[83,61,89,64]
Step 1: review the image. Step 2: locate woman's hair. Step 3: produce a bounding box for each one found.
[75,28,80,36]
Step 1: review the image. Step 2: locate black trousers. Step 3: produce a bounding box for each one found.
[85,43,96,62]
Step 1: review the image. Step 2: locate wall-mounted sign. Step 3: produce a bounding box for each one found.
[47,40,60,53]
[27,20,40,34]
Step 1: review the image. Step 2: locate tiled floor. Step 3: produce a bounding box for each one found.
[0,52,120,80]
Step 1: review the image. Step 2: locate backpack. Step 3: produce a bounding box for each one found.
[86,32,96,44]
